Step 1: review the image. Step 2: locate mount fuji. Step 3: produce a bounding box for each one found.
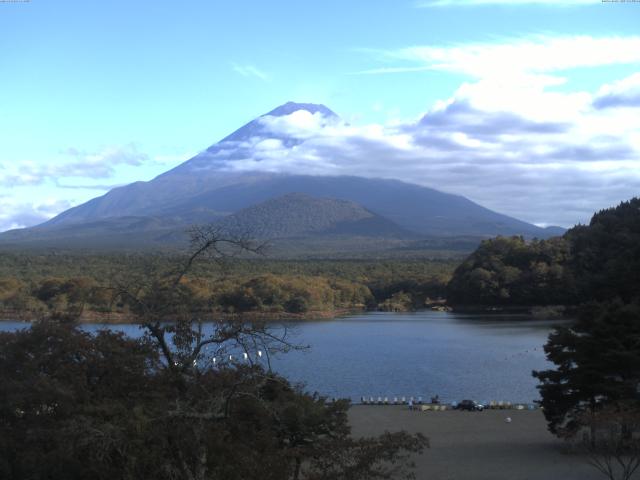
[0,102,563,253]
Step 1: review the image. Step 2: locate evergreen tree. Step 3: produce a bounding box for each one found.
[533,301,640,438]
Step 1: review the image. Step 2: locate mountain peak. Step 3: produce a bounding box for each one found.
[201,102,337,149]
[265,102,337,118]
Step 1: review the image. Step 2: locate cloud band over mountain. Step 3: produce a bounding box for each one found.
[187,70,640,227]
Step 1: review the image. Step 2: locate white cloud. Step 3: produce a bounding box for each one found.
[368,36,640,79]
[61,143,149,176]
[0,198,73,231]
[0,144,150,187]
[593,72,640,109]
[254,138,284,151]
[6,36,637,231]
[232,63,270,81]
[206,68,640,227]
[258,110,340,139]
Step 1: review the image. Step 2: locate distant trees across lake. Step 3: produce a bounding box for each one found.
[0,257,455,319]
[447,198,640,308]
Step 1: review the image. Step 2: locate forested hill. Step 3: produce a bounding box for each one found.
[0,255,455,321]
[1,102,564,251]
[446,197,640,307]
[215,193,411,239]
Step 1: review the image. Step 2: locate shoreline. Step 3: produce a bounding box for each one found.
[0,307,363,324]
[0,305,574,324]
[450,304,570,318]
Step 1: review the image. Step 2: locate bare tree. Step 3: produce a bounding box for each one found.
[110,225,295,371]
[100,225,427,480]
[580,404,640,480]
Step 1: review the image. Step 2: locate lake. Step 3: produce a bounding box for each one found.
[0,310,563,404]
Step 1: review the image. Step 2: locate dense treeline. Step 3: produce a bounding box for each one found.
[530,234,640,454]
[0,255,455,318]
[0,276,111,316]
[448,198,640,307]
[0,323,426,480]
[0,253,456,283]
[568,199,640,304]
[446,236,575,306]
[210,275,374,314]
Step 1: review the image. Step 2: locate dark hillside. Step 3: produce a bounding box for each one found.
[214,193,412,239]
[447,197,640,306]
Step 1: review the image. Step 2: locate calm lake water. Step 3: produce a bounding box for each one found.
[0,311,564,404]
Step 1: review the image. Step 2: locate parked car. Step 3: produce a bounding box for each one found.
[456,399,484,411]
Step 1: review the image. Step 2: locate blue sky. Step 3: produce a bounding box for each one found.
[1,0,639,229]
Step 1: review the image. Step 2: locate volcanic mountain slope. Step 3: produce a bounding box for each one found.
[160,173,554,237]
[0,102,564,251]
[0,215,195,250]
[0,194,413,252]
[42,103,338,227]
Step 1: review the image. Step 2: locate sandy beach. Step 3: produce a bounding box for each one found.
[349,406,602,480]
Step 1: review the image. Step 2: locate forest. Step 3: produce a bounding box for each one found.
[0,254,455,321]
[446,198,640,308]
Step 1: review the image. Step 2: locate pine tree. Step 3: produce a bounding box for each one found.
[533,301,640,438]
